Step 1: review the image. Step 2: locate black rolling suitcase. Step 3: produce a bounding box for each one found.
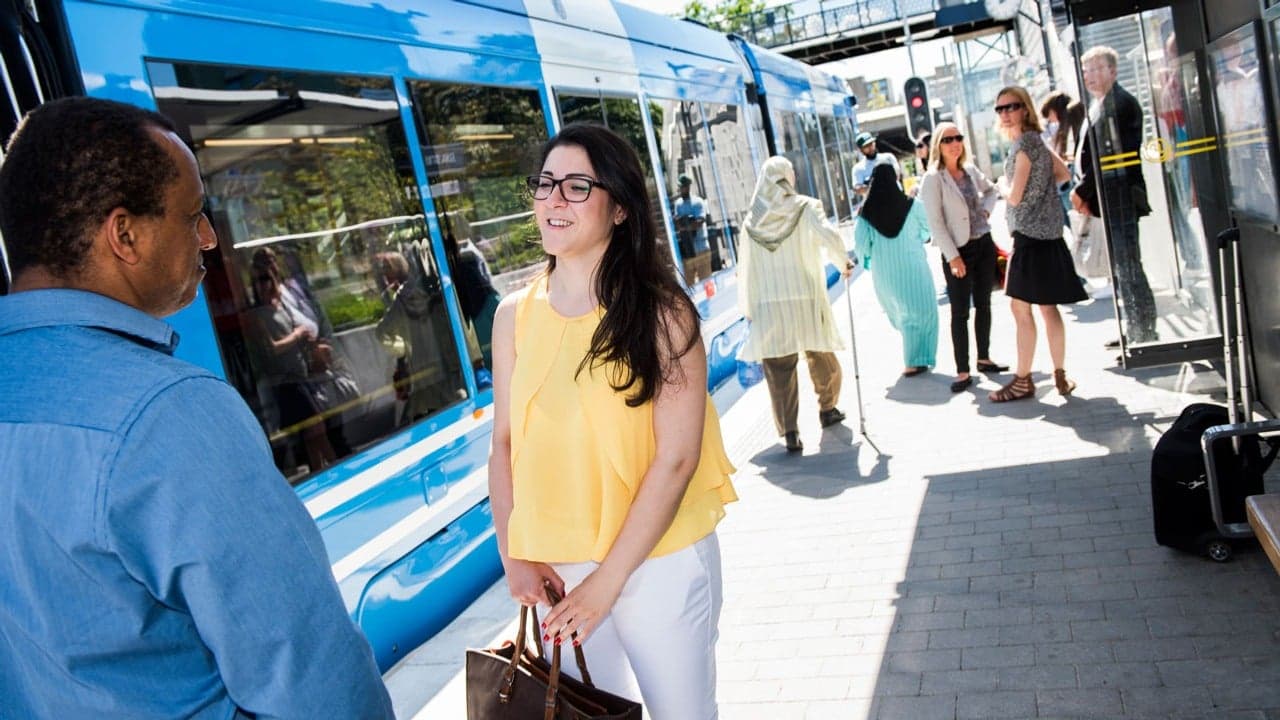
[1151,403,1271,559]
[1150,228,1280,561]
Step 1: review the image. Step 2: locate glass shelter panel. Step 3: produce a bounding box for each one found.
[149,61,467,483]
[554,92,671,258]
[653,97,734,284]
[1208,23,1278,224]
[408,81,551,366]
[1076,9,1220,363]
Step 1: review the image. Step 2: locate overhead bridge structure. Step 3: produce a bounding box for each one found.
[731,0,1058,66]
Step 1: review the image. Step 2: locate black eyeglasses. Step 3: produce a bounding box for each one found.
[525,174,605,203]
[916,141,929,149]
[994,102,1024,115]
[939,134,965,145]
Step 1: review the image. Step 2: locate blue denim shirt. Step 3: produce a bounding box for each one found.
[0,290,393,720]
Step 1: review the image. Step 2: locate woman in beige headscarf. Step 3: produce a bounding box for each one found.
[739,156,854,453]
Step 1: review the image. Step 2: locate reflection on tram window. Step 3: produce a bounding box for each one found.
[1209,23,1278,224]
[703,103,755,259]
[408,81,551,367]
[652,98,741,285]
[820,114,853,222]
[149,61,467,483]
[770,110,816,199]
[554,92,671,261]
[798,113,836,217]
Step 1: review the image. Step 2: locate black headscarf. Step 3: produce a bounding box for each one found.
[859,163,913,238]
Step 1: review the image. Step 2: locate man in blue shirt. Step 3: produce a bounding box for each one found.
[0,97,394,719]
[672,173,713,282]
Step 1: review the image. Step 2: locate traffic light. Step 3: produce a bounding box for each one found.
[903,76,932,140]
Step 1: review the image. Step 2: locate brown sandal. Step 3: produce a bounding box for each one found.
[989,374,1034,402]
[1054,369,1076,396]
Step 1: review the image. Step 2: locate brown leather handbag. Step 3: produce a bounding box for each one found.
[465,584,642,720]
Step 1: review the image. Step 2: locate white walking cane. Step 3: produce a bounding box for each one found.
[843,270,879,452]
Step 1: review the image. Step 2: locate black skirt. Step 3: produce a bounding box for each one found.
[1004,231,1088,305]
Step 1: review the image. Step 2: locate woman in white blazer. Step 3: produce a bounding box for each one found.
[918,122,1008,393]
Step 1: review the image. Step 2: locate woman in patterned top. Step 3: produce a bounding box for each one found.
[991,85,1087,402]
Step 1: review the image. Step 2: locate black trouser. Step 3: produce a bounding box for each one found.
[1102,180,1157,342]
[941,233,996,374]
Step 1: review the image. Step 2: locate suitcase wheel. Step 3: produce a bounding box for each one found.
[1205,539,1233,563]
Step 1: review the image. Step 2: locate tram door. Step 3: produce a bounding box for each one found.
[1073,7,1222,368]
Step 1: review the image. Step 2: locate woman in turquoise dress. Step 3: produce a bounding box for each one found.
[854,163,939,375]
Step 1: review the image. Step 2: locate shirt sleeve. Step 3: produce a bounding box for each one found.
[973,168,1000,216]
[919,174,959,261]
[806,201,848,268]
[104,376,394,720]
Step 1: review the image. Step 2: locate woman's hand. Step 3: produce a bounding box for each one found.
[948,256,967,279]
[541,567,626,646]
[503,557,563,607]
[840,259,855,278]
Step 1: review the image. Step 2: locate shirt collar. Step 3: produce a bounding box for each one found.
[0,289,180,354]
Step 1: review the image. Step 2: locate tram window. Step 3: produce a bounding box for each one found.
[651,98,737,284]
[148,61,468,484]
[408,81,551,366]
[554,92,671,261]
[834,118,862,216]
[799,113,836,217]
[701,103,755,263]
[770,110,818,200]
[820,115,853,222]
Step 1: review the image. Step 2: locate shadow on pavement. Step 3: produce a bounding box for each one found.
[748,424,892,499]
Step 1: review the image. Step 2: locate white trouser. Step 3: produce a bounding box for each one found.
[540,532,722,720]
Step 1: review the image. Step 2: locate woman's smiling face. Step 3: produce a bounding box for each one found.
[533,143,621,261]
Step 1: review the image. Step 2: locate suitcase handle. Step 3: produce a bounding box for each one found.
[1201,419,1280,538]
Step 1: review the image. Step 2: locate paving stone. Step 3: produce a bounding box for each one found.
[1036,688,1125,718]
[874,694,957,720]
[956,690,1037,719]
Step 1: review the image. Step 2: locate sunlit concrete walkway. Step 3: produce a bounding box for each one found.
[385,243,1280,719]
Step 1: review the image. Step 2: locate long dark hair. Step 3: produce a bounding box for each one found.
[1039,90,1085,157]
[538,123,699,407]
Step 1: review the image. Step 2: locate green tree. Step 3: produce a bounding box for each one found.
[680,0,766,34]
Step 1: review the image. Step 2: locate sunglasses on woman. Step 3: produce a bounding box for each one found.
[939,134,965,145]
[993,102,1024,114]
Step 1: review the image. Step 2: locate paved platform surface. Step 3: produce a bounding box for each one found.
[385,250,1280,719]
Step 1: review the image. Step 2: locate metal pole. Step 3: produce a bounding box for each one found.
[1038,0,1056,89]
[843,273,877,452]
[901,1,917,77]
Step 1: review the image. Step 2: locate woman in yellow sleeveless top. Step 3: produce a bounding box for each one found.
[488,124,736,718]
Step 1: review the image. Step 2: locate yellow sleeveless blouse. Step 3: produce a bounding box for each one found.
[506,274,737,563]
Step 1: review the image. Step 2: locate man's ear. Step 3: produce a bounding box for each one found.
[102,208,143,266]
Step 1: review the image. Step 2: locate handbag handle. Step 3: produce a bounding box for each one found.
[537,580,593,686]
[498,580,595,714]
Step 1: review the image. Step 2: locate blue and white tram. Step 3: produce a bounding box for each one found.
[0,0,860,670]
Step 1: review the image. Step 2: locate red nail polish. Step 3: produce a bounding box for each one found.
[543,634,549,642]
[572,639,580,647]
[554,637,561,646]
[540,622,546,630]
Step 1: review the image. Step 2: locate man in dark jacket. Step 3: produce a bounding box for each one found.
[1071,45,1158,344]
